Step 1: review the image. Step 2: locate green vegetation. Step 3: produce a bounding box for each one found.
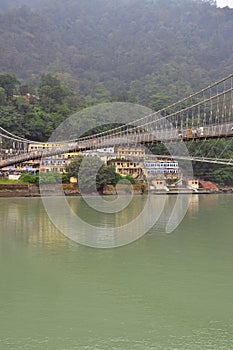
[65,155,121,194]
[0,178,23,184]
[0,0,232,104]
[19,172,37,183]
[0,72,87,140]
[19,171,69,185]
[38,172,62,184]
[122,175,136,185]
[188,139,233,186]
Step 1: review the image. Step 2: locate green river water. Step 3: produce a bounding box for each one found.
[0,194,232,350]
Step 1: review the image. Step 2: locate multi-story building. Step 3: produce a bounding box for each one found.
[144,159,179,178]
[26,143,79,173]
[116,146,146,158]
[109,159,143,178]
[40,152,79,173]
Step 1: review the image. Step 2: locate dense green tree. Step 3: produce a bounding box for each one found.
[122,174,136,184]
[187,139,233,185]
[0,73,19,99]
[0,87,7,105]
[149,93,172,111]
[0,72,89,141]
[0,0,232,101]
[19,83,36,96]
[20,172,37,183]
[0,105,28,137]
[66,155,121,194]
[211,167,233,186]
[38,74,72,112]
[39,171,62,184]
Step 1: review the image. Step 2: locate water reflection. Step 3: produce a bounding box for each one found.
[0,194,226,249]
[41,194,168,247]
[187,194,199,217]
[0,195,195,248]
[0,198,67,247]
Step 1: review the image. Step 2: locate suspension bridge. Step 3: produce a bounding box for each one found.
[0,73,233,169]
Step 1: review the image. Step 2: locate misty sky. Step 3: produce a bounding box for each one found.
[217,0,233,7]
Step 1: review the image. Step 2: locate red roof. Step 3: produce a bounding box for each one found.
[199,180,218,189]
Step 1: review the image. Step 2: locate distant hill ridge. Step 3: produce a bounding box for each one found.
[0,0,233,102]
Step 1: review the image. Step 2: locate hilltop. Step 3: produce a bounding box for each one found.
[0,0,232,104]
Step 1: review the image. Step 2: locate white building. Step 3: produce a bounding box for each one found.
[144,159,179,177]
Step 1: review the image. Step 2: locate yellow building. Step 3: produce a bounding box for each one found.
[109,159,143,178]
[116,146,146,158]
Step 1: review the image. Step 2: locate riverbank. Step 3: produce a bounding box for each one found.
[0,183,79,197]
[0,183,147,197]
[0,183,232,197]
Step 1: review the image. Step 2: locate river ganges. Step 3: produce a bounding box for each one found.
[0,194,232,349]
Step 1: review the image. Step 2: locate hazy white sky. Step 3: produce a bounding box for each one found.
[217,0,233,7]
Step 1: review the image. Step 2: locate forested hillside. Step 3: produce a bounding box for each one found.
[0,0,233,105]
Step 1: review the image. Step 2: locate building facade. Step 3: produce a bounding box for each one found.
[144,159,179,178]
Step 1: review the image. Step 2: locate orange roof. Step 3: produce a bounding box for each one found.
[199,180,218,189]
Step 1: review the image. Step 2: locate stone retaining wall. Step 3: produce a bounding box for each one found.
[0,183,80,197]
